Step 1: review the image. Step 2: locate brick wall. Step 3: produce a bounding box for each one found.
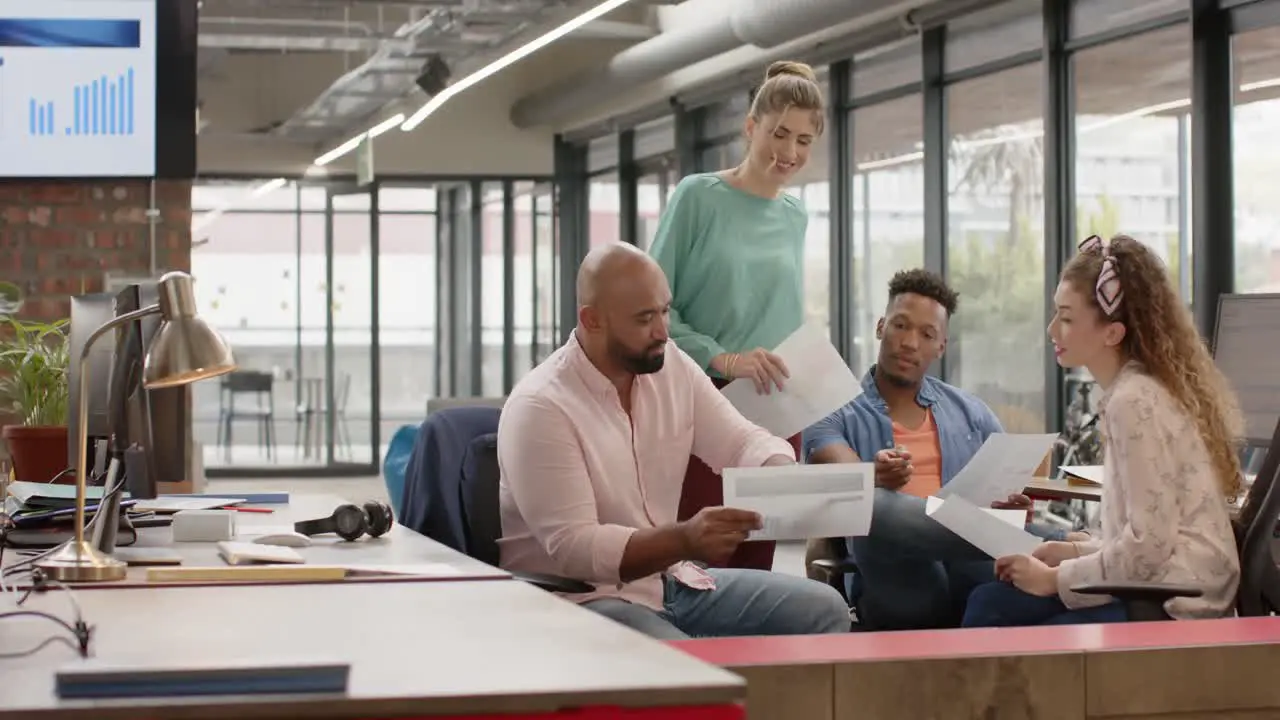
[0,179,193,464]
[0,179,193,323]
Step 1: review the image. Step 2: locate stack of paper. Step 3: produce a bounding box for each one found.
[926,433,1060,558]
[720,323,862,438]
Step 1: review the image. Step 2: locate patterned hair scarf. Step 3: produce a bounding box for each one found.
[1077,235,1123,317]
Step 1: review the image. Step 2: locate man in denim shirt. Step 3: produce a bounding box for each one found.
[804,269,1079,630]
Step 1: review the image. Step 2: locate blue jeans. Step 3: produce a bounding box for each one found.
[582,568,851,640]
[848,488,1067,631]
[962,580,1129,627]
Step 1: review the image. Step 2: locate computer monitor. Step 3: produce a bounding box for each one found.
[68,293,117,478]
[110,282,190,500]
[1212,293,1280,446]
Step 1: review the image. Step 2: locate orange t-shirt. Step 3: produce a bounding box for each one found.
[892,409,942,499]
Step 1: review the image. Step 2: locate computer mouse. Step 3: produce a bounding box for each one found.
[252,531,313,548]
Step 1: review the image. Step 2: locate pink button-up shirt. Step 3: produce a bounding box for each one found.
[497,333,795,611]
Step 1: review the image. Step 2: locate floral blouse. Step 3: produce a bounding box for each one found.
[1056,361,1240,619]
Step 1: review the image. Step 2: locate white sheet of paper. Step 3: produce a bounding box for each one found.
[935,433,1059,506]
[925,496,1042,559]
[1059,465,1104,485]
[722,463,874,541]
[720,323,861,439]
[925,496,1028,529]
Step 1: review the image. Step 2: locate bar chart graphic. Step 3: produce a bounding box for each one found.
[0,1,156,177]
[27,67,134,137]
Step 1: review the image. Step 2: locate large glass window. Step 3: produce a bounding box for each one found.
[532,183,558,362]
[588,172,620,247]
[637,156,676,250]
[480,182,505,396]
[786,133,831,342]
[1232,24,1280,293]
[377,187,436,448]
[513,182,536,379]
[1074,25,1192,297]
[850,94,925,373]
[190,181,303,470]
[946,62,1047,433]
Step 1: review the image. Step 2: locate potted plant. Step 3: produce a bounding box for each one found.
[0,314,72,484]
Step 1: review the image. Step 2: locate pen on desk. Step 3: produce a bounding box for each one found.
[224,506,274,513]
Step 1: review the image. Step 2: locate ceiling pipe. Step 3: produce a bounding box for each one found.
[509,0,906,129]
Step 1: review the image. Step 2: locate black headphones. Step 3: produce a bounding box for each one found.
[294,500,394,542]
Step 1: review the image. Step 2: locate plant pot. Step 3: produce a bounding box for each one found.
[1,425,71,484]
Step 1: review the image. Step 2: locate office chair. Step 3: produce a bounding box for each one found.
[808,537,859,599]
[1072,416,1280,619]
[399,406,589,595]
[463,433,592,595]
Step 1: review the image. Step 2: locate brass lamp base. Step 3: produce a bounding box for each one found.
[36,540,128,583]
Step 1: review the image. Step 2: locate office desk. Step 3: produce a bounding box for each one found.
[3,493,509,588]
[0,580,745,720]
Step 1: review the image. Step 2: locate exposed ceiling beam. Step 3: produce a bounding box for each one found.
[571,19,656,40]
[198,33,415,53]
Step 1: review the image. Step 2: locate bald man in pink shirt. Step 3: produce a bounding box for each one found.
[497,243,850,639]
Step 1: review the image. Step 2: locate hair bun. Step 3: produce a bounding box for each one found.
[765,60,817,84]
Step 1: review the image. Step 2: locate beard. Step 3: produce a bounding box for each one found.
[610,337,666,375]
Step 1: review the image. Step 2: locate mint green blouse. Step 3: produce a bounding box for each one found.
[648,173,808,374]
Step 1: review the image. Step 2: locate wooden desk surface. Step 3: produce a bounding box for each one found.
[0,580,744,719]
[4,493,509,588]
[1024,476,1103,502]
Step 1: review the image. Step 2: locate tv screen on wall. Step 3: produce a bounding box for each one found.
[0,0,195,179]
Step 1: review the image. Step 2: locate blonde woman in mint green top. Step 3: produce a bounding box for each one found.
[650,172,807,381]
[648,59,826,572]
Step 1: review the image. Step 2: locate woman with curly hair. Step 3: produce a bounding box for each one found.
[962,233,1243,626]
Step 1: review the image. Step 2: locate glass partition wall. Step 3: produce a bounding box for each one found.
[191,176,552,478]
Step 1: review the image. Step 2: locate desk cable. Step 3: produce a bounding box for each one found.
[0,548,93,659]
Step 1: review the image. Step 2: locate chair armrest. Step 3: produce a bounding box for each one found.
[511,571,594,595]
[809,558,859,574]
[1071,581,1203,603]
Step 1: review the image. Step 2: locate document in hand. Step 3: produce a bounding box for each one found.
[722,463,874,542]
[925,496,1042,559]
[720,323,861,439]
[935,433,1059,506]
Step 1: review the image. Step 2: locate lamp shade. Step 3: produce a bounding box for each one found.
[142,271,237,389]
[143,316,237,388]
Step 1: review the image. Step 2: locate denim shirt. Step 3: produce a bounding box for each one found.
[803,366,1003,482]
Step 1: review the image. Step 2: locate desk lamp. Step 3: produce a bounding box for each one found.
[38,271,236,583]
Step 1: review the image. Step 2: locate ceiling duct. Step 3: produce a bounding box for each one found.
[509,0,905,128]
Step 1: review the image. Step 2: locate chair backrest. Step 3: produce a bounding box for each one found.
[398,406,501,552]
[461,432,502,567]
[1235,416,1280,539]
[222,370,272,393]
[427,396,506,415]
[1235,417,1280,616]
[381,423,418,516]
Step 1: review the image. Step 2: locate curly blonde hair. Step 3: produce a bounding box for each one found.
[1062,235,1244,498]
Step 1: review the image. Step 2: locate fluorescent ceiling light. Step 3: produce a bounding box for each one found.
[193,177,286,236]
[400,0,637,132]
[313,112,406,167]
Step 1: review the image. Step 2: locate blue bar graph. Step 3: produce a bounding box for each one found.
[26,66,136,138]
